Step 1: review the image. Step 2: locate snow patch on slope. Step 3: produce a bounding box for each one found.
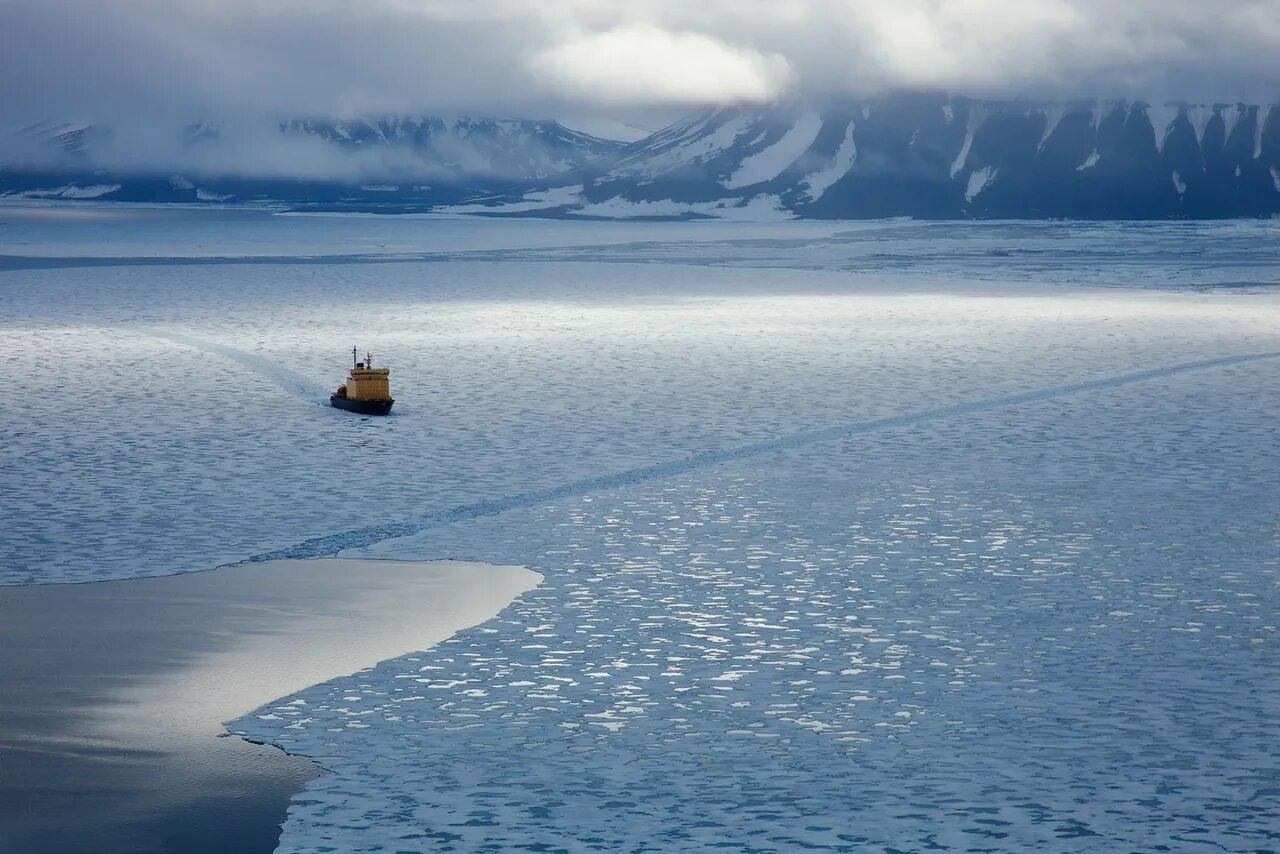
[722,113,823,190]
[801,122,856,201]
[965,167,997,202]
[1145,104,1181,153]
[559,118,653,143]
[575,193,794,221]
[1222,105,1248,142]
[5,184,122,199]
[613,113,757,182]
[1077,151,1101,171]
[445,185,584,214]
[1254,106,1272,159]
[1186,106,1218,143]
[1037,106,1068,151]
[951,110,982,179]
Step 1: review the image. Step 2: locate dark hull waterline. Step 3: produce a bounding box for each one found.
[330,395,394,416]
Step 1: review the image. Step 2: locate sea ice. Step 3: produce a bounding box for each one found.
[3,209,1278,851]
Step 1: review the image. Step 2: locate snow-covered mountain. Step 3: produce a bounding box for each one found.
[463,96,1280,219]
[14,121,108,157]
[6,97,1280,218]
[0,117,622,205]
[275,117,620,181]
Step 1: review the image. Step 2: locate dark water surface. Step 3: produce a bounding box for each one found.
[0,559,538,854]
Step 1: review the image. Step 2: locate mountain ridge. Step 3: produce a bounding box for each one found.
[4,96,1279,218]
[461,96,1280,219]
[0,116,622,205]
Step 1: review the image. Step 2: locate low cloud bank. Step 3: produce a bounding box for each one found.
[1,0,1276,181]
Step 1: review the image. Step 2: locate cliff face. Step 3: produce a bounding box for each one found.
[5,98,1280,218]
[530,96,1279,219]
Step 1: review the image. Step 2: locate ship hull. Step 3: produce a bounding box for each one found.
[330,395,394,416]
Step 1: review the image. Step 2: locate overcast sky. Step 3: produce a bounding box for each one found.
[3,0,1278,127]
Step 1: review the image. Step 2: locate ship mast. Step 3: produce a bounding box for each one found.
[352,346,358,367]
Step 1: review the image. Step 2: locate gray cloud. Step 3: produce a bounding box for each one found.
[1,0,1277,180]
[3,0,1278,125]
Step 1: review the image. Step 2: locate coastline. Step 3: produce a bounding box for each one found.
[0,558,540,854]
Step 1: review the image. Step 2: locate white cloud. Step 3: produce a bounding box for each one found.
[2,0,1277,132]
[531,25,793,105]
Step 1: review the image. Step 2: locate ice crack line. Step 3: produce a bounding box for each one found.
[239,350,1280,565]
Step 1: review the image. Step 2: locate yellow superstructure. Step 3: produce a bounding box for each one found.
[339,349,392,401]
[345,364,391,401]
[332,348,395,415]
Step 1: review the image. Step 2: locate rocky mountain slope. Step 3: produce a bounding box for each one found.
[464,96,1280,219]
[6,96,1279,218]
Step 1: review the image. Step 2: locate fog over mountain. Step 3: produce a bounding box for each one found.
[2,0,1278,215]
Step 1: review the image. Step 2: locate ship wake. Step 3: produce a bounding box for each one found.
[238,349,1280,565]
[142,328,329,402]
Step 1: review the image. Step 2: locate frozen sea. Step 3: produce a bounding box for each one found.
[3,204,1279,851]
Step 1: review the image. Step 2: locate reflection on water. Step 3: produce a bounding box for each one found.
[0,559,537,854]
[250,362,1280,852]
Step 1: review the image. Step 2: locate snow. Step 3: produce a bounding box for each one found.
[1255,105,1272,159]
[444,184,584,214]
[800,121,857,201]
[4,210,1280,853]
[1222,104,1248,143]
[1186,105,1218,144]
[4,184,123,199]
[195,189,234,202]
[574,193,794,221]
[950,109,982,178]
[557,117,653,143]
[1037,106,1068,151]
[721,113,823,190]
[965,165,998,202]
[1172,170,1187,196]
[1077,150,1101,171]
[42,120,93,137]
[60,185,122,199]
[1272,166,1280,193]
[1145,103,1182,153]
[611,112,758,181]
